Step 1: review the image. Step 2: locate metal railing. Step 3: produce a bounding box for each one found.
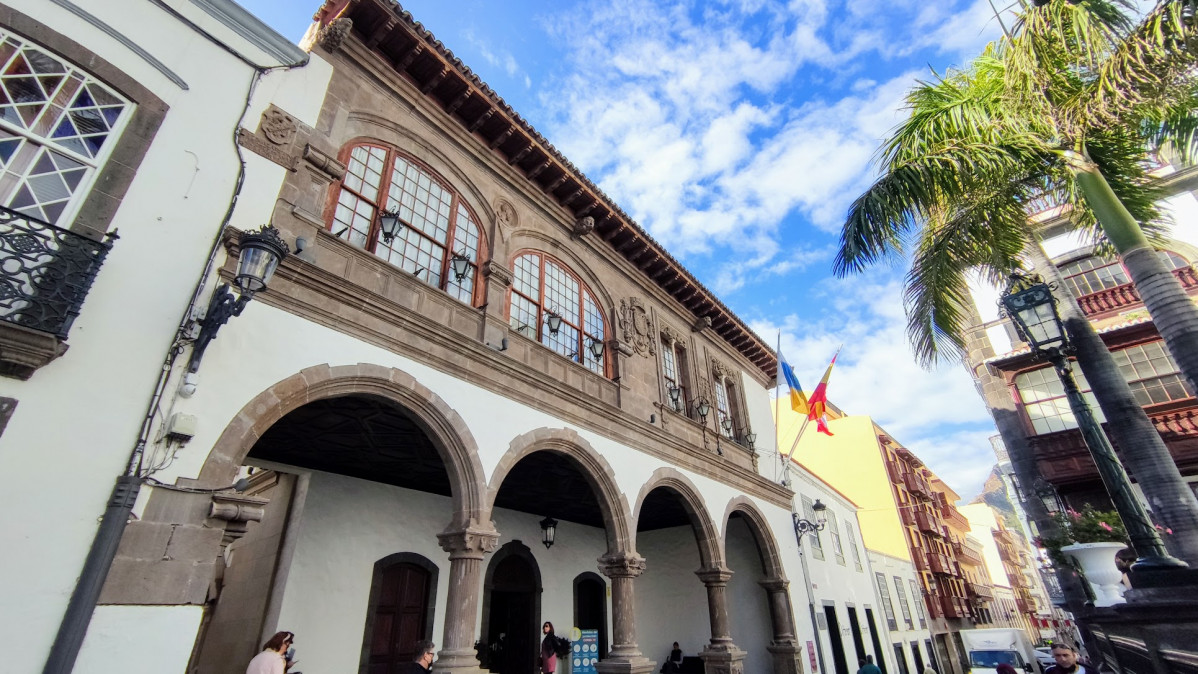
[0,206,114,339]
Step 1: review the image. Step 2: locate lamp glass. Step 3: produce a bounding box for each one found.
[589,338,605,359]
[668,386,681,403]
[379,209,402,242]
[539,516,557,549]
[451,253,471,282]
[546,312,562,335]
[696,399,711,419]
[1003,284,1064,351]
[746,431,757,445]
[235,227,288,295]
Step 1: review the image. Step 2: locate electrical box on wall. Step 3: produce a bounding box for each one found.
[165,412,198,441]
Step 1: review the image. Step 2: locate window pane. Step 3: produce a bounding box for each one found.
[513,253,540,300]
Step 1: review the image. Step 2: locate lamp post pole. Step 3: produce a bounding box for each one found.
[793,502,827,674]
[1000,274,1184,571]
[1044,351,1182,569]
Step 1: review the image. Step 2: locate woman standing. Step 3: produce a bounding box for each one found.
[540,621,561,673]
[246,631,295,674]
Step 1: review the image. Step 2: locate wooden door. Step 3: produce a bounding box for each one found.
[368,562,431,674]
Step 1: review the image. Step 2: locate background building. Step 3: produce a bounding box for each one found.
[776,408,965,674]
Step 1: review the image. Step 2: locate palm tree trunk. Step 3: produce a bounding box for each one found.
[1074,166,1198,393]
[962,300,1090,612]
[1026,241,1198,563]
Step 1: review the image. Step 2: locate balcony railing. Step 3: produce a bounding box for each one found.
[0,206,114,340]
[940,595,970,618]
[1076,266,1198,317]
[928,552,952,575]
[968,581,995,600]
[915,510,941,536]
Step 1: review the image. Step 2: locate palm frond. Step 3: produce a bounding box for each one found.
[1085,0,1198,127]
[904,188,1032,367]
[1139,83,1198,165]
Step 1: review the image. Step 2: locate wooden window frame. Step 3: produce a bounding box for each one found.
[325,141,487,306]
[660,336,692,417]
[507,249,609,378]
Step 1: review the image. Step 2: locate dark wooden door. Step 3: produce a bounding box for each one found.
[368,562,431,674]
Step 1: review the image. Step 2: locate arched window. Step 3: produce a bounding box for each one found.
[508,251,608,376]
[329,143,484,304]
[1058,251,1189,298]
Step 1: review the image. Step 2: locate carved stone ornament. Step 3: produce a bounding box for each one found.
[302,143,346,181]
[711,357,734,382]
[617,297,655,358]
[437,523,500,559]
[482,259,513,287]
[598,552,647,579]
[573,215,595,238]
[317,17,353,52]
[494,199,517,241]
[660,323,683,346]
[693,315,713,332]
[260,107,298,146]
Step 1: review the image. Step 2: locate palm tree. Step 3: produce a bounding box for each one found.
[832,1,1198,561]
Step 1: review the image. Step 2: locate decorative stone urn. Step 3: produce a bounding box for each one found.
[1062,541,1127,606]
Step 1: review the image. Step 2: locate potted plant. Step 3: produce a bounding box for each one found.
[1036,506,1129,606]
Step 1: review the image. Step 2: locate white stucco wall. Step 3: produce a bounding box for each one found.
[726,515,775,674]
[636,526,711,665]
[867,550,935,674]
[0,2,331,671]
[75,605,204,674]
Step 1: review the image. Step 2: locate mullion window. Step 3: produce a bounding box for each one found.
[509,251,608,377]
[714,378,734,438]
[330,145,484,304]
[1113,341,1194,405]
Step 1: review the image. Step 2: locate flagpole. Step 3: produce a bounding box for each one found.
[774,331,782,483]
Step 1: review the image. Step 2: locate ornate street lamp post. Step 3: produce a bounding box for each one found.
[1000,273,1185,571]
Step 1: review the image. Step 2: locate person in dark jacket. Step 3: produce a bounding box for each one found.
[857,655,883,674]
[404,640,435,673]
[540,622,562,673]
[1045,644,1092,674]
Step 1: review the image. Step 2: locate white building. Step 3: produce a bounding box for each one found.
[867,550,938,674]
[0,1,330,672]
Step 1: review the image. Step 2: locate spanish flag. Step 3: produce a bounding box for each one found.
[778,351,809,416]
[807,348,839,436]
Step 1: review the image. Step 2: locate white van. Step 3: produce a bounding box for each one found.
[959,628,1043,674]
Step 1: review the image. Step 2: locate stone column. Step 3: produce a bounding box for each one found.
[596,552,655,674]
[760,578,803,674]
[697,567,746,674]
[436,522,500,674]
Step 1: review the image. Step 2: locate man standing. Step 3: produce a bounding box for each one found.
[857,655,883,674]
[1044,644,1092,674]
[405,641,436,673]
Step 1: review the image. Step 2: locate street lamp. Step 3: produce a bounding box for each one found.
[1000,273,1185,571]
[546,311,562,336]
[793,499,827,541]
[378,208,403,244]
[540,516,558,550]
[187,225,289,374]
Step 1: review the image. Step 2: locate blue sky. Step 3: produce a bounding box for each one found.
[237,0,1017,500]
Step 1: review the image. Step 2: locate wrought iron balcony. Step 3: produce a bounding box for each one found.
[0,206,114,379]
[0,206,113,340]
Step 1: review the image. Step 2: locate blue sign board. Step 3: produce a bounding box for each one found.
[571,628,599,674]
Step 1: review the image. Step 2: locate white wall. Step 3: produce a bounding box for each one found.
[0,2,331,671]
[75,605,204,674]
[726,515,775,674]
[868,551,935,674]
[636,526,711,666]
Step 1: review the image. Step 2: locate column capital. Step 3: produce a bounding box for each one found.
[437,522,500,560]
[696,567,734,586]
[598,552,646,579]
[758,577,790,593]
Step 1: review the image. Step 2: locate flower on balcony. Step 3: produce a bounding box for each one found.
[1037,506,1129,565]
[1155,524,1174,535]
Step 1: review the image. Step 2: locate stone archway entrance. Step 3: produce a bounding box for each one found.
[483,542,542,674]
[194,393,461,674]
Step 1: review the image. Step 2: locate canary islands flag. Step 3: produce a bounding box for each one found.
[807,348,840,436]
[778,351,809,416]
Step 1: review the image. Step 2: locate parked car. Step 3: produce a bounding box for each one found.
[1034,647,1056,670]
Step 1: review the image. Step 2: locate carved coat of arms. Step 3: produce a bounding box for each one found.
[618,297,655,357]
[261,109,298,146]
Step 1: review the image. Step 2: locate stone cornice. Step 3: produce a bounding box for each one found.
[238,232,791,508]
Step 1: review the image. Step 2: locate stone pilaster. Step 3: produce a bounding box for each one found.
[760,578,803,674]
[435,522,500,674]
[697,567,745,674]
[596,552,655,674]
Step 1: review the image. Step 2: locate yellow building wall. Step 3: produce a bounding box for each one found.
[775,405,911,561]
